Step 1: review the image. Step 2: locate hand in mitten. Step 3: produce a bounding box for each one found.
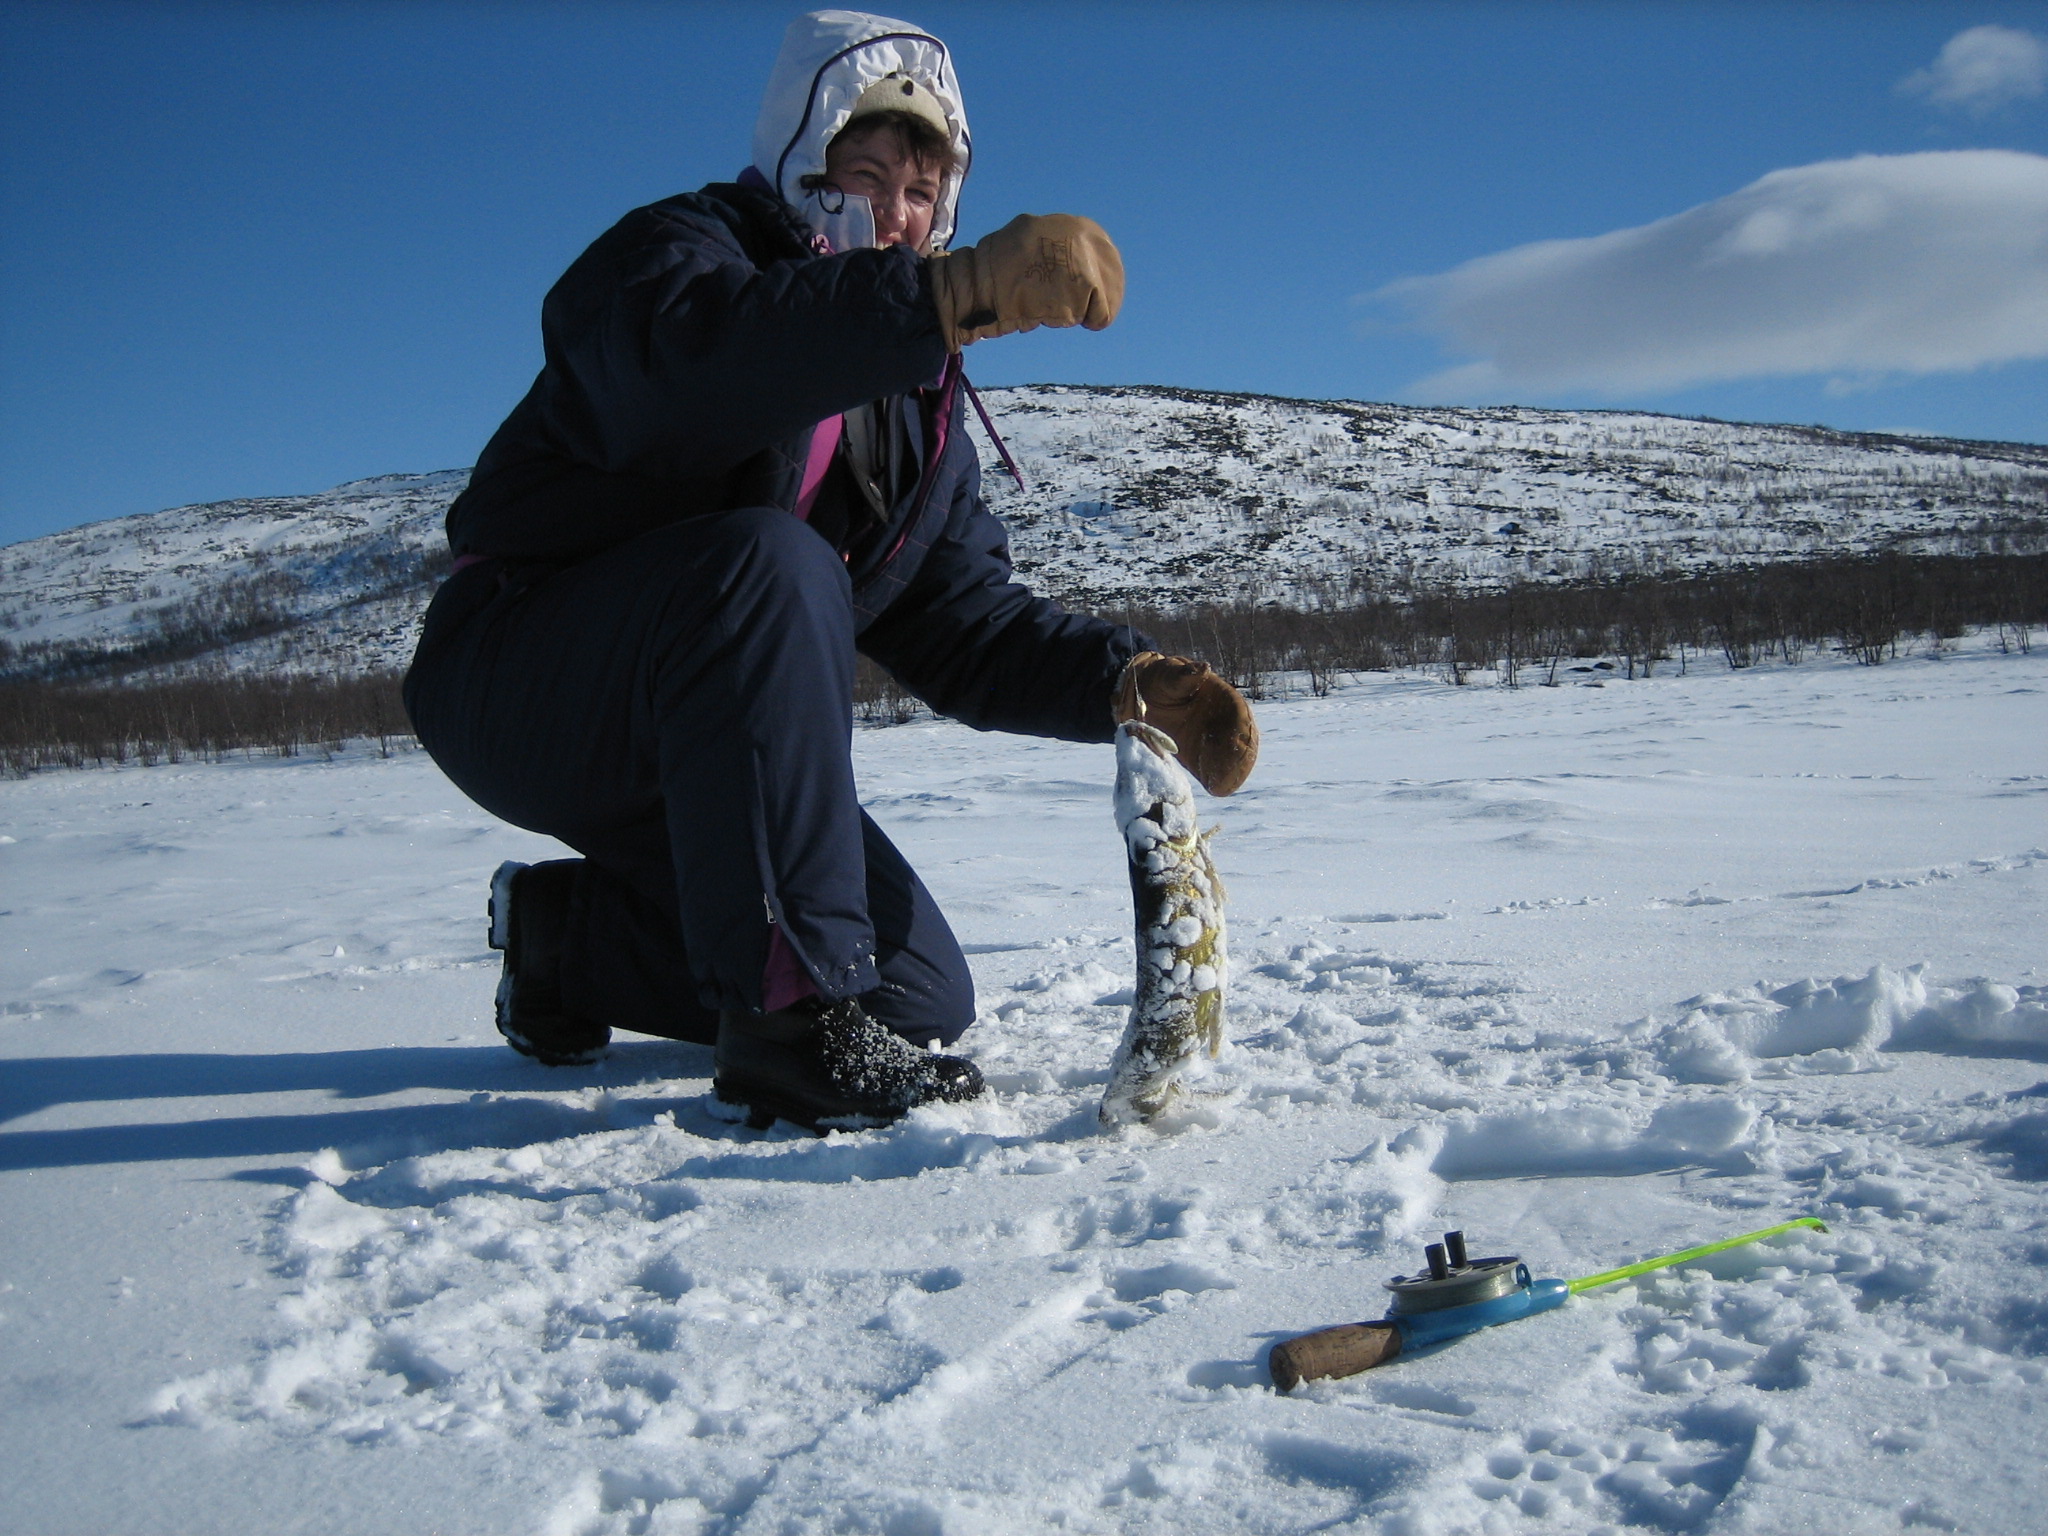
[926,213,1124,350]
[1113,652,1259,796]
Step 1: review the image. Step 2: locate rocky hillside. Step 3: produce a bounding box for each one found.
[3,388,2042,679]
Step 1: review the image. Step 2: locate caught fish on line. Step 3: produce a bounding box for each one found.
[1100,719,1229,1127]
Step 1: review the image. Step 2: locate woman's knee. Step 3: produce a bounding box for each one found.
[664,506,850,602]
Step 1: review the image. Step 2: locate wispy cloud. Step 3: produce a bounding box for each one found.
[1900,24,2046,114]
[1379,151,2048,399]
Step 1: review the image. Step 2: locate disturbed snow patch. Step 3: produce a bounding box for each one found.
[1631,963,2048,1083]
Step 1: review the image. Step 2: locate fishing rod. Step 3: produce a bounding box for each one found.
[1268,1217,1829,1392]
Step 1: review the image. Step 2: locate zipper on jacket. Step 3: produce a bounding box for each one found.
[877,353,963,570]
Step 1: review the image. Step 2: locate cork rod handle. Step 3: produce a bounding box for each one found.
[1268,1322,1403,1392]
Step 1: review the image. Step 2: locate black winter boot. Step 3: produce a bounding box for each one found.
[487,859,610,1065]
[714,997,983,1131]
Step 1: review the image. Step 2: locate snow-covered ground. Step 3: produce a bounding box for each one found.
[2,636,2043,1535]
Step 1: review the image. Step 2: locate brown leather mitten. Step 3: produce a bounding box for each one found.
[1113,652,1259,796]
[927,213,1124,350]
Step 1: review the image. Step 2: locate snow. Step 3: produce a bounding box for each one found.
[2,634,2044,1534]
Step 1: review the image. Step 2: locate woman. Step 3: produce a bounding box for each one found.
[404,10,1256,1130]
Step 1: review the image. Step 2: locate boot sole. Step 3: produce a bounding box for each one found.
[712,1074,891,1135]
[498,1022,608,1067]
[487,860,524,952]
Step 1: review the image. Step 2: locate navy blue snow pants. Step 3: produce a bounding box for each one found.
[402,507,975,1048]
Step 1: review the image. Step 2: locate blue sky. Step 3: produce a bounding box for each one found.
[3,1,2046,546]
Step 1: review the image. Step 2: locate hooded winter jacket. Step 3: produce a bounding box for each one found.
[442,10,1141,742]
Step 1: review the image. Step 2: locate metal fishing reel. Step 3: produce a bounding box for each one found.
[1382,1231,1531,1315]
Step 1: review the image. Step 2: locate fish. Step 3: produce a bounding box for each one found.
[1101,720,1228,1127]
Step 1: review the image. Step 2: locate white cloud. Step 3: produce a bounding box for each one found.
[1900,24,2046,113]
[1380,151,2048,398]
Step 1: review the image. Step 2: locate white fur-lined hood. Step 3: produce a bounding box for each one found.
[749,10,971,251]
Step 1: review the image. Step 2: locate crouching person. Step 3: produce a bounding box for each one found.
[403,10,1257,1130]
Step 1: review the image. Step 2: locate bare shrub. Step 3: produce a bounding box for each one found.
[854,656,923,725]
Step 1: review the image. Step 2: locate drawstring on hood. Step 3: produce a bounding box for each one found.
[750,9,971,253]
[801,183,879,257]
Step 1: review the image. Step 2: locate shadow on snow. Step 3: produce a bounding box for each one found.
[0,1040,712,1172]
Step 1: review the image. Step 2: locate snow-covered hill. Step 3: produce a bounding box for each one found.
[982,388,2048,608]
[3,389,2043,678]
[0,469,463,678]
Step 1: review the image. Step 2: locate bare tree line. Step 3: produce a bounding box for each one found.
[4,551,2042,773]
[1117,550,2044,697]
[0,673,415,775]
